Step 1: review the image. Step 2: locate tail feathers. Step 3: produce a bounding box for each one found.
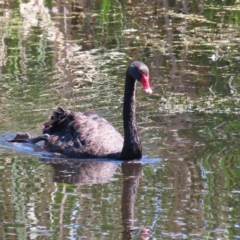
[8,133,33,143]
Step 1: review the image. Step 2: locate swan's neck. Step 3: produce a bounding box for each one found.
[120,71,142,160]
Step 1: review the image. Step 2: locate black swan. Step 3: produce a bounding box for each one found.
[9,61,152,160]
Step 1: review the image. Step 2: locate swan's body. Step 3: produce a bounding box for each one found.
[42,107,124,159]
[9,61,152,160]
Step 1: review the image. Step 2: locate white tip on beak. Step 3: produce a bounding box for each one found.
[144,88,153,95]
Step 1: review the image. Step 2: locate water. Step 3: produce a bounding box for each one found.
[1,0,240,239]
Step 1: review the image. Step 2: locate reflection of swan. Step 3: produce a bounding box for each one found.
[45,159,143,239]
[42,159,118,184]
[121,162,142,240]
[9,61,152,160]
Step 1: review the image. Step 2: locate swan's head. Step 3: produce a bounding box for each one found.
[129,61,153,95]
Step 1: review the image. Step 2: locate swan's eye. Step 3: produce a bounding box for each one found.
[139,70,147,76]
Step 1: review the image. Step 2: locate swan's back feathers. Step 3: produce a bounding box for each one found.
[43,106,123,158]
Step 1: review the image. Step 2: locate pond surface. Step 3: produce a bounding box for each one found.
[1,0,240,239]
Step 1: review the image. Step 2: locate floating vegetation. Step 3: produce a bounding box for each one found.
[166,10,215,24]
[159,92,240,115]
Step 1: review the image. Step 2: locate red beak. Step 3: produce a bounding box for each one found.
[140,73,152,95]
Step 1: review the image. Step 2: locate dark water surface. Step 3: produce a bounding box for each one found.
[1,0,240,239]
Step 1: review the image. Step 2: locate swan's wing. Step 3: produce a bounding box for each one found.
[42,106,123,158]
